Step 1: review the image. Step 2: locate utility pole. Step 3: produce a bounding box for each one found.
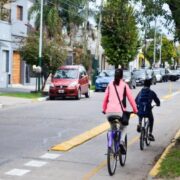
[83,0,88,56]
[153,17,157,68]
[96,0,103,71]
[38,0,44,92]
[159,31,162,67]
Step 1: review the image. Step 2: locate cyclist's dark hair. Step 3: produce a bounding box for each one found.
[114,68,123,85]
[144,78,152,87]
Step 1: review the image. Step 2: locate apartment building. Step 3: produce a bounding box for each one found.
[0,0,33,88]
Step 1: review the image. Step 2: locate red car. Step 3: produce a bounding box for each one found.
[49,65,90,100]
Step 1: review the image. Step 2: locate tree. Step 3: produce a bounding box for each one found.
[28,0,62,39]
[19,32,67,90]
[101,0,139,68]
[146,36,176,67]
[174,45,180,68]
[167,0,180,41]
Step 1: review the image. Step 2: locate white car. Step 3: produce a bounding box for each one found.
[153,69,163,82]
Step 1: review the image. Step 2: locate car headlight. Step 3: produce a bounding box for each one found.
[68,81,78,87]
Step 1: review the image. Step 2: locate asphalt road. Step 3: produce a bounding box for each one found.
[0,80,179,180]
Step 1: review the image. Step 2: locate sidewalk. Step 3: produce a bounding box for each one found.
[0,78,50,108]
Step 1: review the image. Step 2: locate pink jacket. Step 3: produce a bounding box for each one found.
[102,80,138,113]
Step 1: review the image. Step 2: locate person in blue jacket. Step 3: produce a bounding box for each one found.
[135,79,160,141]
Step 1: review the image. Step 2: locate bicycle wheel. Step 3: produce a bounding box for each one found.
[140,128,145,150]
[145,124,151,146]
[107,138,117,176]
[119,135,127,166]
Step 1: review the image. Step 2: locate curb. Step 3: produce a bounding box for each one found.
[0,96,48,109]
[148,129,180,179]
[51,114,136,152]
[51,122,110,151]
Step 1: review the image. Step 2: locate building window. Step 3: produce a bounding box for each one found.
[16,5,23,21]
[2,50,9,73]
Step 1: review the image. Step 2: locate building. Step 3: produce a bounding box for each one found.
[0,0,32,88]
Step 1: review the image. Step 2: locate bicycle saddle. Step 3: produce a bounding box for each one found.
[107,115,122,123]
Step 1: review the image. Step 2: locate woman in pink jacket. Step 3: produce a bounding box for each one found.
[102,68,138,149]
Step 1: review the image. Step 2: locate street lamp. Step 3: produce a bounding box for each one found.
[38,0,44,92]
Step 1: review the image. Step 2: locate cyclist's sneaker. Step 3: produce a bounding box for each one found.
[137,124,141,133]
[120,141,126,154]
[149,134,155,141]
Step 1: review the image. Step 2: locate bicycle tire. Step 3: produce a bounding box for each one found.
[140,128,145,150]
[145,124,151,146]
[119,135,127,166]
[107,139,117,176]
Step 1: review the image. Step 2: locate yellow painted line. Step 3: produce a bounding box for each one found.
[82,136,139,180]
[149,129,180,177]
[51,122,110,151]
[51,114,137,152]
[162,94,173,100]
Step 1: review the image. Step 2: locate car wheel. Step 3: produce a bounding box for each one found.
[85,88,90,98]
[94,88,98,92]
[76,89,81,100]
[49,96,55,100]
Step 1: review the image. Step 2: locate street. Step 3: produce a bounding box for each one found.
[0,81,180,180]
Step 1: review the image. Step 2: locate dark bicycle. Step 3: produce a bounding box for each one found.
[106,115,128,176]
[139,105,156,150]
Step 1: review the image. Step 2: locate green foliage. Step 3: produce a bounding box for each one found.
[146,36,176,65]
[157,138,180,178]
[0,92,42,99]
[161,37,176,65]
[101,0,139,68]
[167,0,180,41]
[19,32,67,74]
[28,0,62,39]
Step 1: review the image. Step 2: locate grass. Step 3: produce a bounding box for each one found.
[157,137,180,178]
[0,92,43,99]
[90,85,95,90]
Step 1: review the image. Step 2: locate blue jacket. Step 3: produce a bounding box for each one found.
[135,87,160,108]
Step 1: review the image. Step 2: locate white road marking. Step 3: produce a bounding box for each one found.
[24,160,47,167]
[40,153,61,159]
[5,169,30,176]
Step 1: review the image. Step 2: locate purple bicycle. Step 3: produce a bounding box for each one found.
[107,115,127,176]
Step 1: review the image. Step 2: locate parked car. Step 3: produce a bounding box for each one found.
[123,70,136,89]
[158,68,169,82]
[95,69,114,92]
[153,69,163,82]
[132,69,147,86]
[146,69,157,85]
[49,65,90,100]
[168,69,179,81]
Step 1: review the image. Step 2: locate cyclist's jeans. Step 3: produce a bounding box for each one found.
[139,111,154,133]
[106,113,127,142]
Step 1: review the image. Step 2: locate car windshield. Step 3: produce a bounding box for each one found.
[153,70,161,75]
[54,69,78,79]
[99,70,114,77]
[133,70,145,76]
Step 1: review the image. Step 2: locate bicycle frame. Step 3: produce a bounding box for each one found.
[107,129,121,153]
[142,117,149,129]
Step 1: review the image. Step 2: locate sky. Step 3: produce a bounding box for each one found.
[89,0,175,40]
